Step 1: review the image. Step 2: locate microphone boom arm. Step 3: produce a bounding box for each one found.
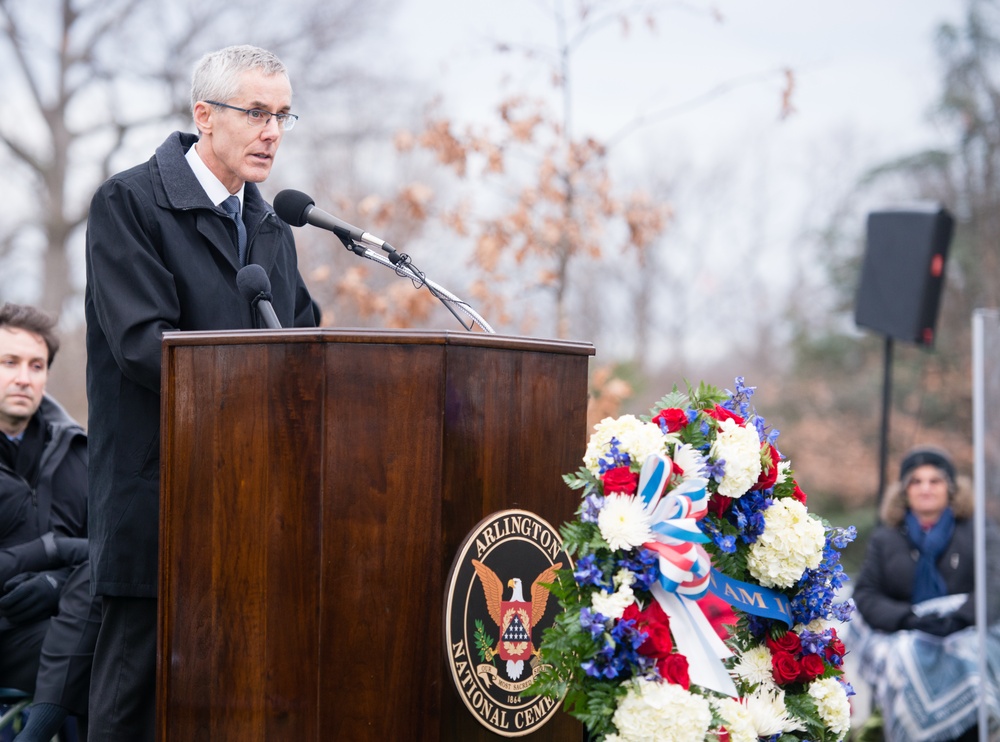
[336,235,496,334]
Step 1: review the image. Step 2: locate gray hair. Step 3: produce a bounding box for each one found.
[190,45,290,117]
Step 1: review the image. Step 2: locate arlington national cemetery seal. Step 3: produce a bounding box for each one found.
[444,509,570,737]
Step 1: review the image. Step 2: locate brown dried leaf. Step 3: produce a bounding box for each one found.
[779,67,797,120]
[394,129,416,152]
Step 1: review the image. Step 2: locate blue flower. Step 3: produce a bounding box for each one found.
[579,607,606,638]
[725,376,758,419]
[798,629,826,655]
[832,599,855,623]
[728,491,770,544]
[830,525,857,550]
[705,458,726,481]
[597,437,632,474]
[580,491,605,524]
[746,614,771,640]
[574,554,604,587]
[617,549,659,590]
[715,533,737,554]
[582,633,634,680]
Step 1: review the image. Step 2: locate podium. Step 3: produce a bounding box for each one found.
[158,329,593,740]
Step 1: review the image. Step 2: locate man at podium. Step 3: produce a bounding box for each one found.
[84,45,320,741]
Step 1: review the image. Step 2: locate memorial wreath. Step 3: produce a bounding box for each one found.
[527,378,857,742]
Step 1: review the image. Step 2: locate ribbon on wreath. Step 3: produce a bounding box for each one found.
[636,454,738,697]
[707,569,793,626]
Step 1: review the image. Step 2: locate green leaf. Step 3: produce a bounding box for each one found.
[473,619,495,663]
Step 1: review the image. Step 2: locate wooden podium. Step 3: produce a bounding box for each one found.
[158,329,593,740]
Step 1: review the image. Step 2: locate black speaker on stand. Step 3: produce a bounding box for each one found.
[854,205,955,507]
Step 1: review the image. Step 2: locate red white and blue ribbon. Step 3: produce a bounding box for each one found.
[637,454,712,598]
[637,453,737,697]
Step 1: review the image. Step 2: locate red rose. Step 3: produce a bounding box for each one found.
[707,493,733,518]
[792,481,808,504]
[825,632,846,663]
[717,728,731,742]
[601,466,638,495]
[766,631,802,655]
[622,602,642,623]
[659,652,690,689]
[626,600,674,659]
[638,618,673,660]
[771,650,801,686]
[752,443,780,491]
[652,407,688,433]
[704,404,745,426]
[797,653,826,683]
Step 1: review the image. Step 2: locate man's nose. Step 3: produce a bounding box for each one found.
[260,116,281,138]
[13,363,32,384]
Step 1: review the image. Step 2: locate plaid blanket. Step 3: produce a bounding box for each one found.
[849,613,1000,741]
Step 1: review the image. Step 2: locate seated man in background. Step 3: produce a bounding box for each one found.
[0,303,100,742]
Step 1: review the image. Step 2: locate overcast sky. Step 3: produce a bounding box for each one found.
[386,1,961,166]
[379,1,967,359]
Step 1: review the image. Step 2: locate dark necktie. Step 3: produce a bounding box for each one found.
[222,195,248,265]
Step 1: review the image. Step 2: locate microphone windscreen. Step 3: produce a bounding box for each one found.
[273,189,315,227]
[236,264,272,303]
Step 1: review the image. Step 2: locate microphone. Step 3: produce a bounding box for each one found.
[236,264,281,330]
[273,189,398,254]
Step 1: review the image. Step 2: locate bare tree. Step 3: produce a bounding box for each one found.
[768,0,1000,512]
[0,0,393,317]
[391,1,688,340]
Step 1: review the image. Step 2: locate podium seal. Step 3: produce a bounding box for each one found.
[444,509,570,736]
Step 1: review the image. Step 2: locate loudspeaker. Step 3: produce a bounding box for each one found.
[854,206,955,346]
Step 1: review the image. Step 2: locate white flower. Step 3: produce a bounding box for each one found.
[776,460,792,485]
[808,677,851,740]
[709,418,762,498]
[611,678,713,742]
[671,442,707,481]
[590,569,635,621]
[584,415,665,476]
[746,498,825,588]
[612,568,634,589]
[598,495,652,551]
[732,645,776,691]
[712,697,757,742]
[743,688,805,737]
[794,617,831,634]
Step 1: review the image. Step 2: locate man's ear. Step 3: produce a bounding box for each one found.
[192,101,213,135]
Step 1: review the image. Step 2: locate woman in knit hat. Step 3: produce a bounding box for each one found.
[852,445,1000,742]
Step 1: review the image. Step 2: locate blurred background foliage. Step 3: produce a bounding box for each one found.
[2,0,999,575]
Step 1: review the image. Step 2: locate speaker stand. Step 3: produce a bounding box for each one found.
[876,335,893,514]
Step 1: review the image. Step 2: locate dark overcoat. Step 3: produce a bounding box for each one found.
[84,131,320,597]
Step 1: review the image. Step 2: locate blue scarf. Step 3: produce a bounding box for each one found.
[904,507,955,604]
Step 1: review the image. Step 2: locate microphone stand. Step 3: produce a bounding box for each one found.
[336,236,496,334]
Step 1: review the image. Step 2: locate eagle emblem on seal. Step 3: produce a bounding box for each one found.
[471,559,561,680]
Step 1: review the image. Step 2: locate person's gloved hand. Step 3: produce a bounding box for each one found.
[55,537,88,565]
[903,611,968,637]
[0,572,60,625]
[40,532,88,566]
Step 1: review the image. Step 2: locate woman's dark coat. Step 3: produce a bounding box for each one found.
[853,474,1000,631]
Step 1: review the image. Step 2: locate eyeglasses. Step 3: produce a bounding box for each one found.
[204,100,299,131]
